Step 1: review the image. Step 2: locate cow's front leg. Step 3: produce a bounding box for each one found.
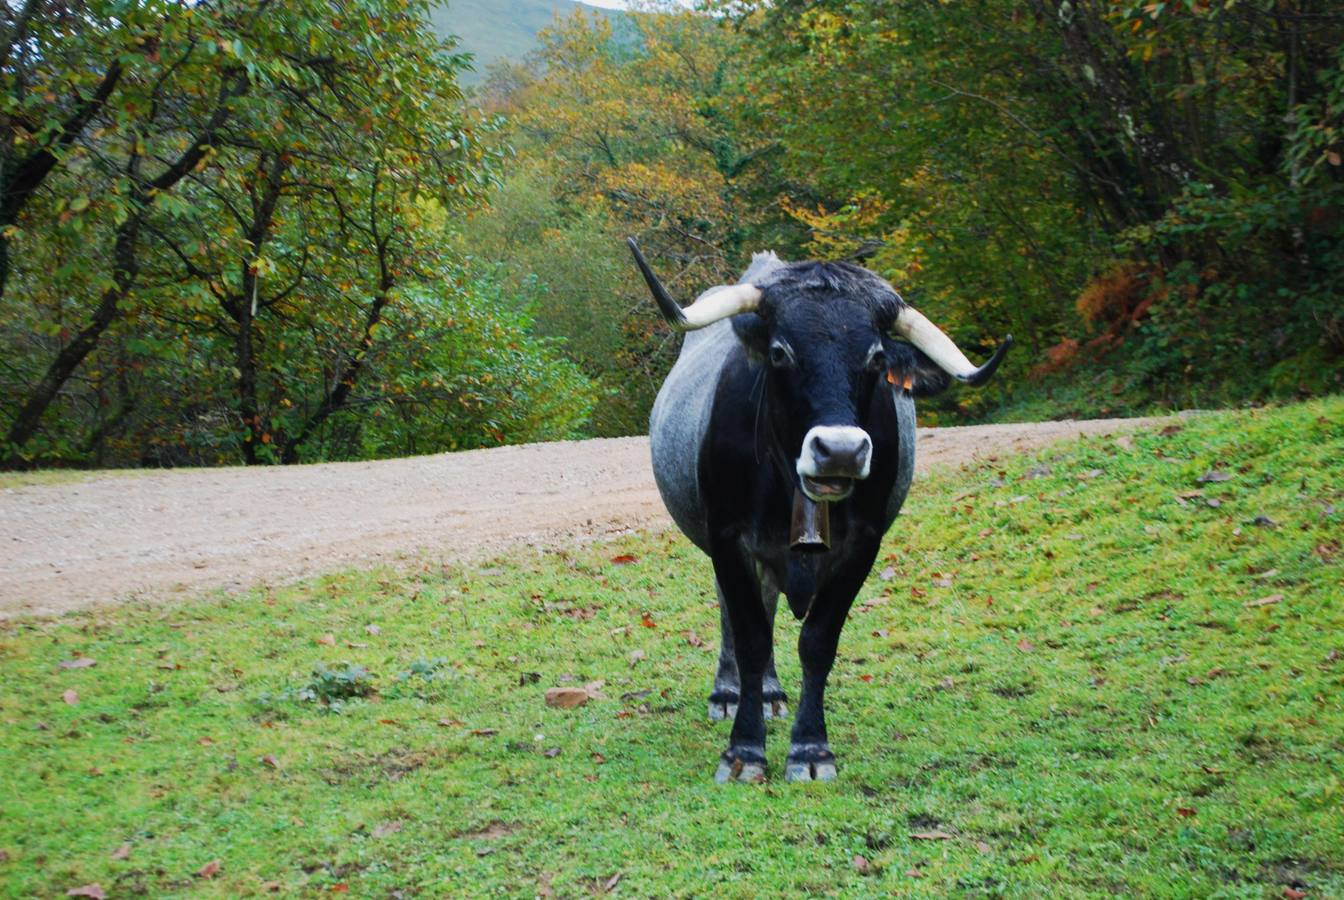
[709,574,787,721]
[710,540,772,782]
[785,552,872,783]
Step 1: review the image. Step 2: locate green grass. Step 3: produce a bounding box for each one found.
[3,399,1342,897]
[0,468,143,490]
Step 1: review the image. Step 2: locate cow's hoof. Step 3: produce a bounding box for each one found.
[714,749,767,783]
[785,743,837,782]
[708,691,788,722]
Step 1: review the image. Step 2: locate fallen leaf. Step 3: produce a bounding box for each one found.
[859,674,874,683]
[936,676,955,691]
[62,689,78,705]
[906,868,924,878]
[469,728,498,736]
[911,830,955,840]
[437,717,463,727]
[610,554,637,565]
[879,566,896,581]
[975,840,992,853]
[684,630,705,648]
[1114,435,1134,451]
[543,747,561,758]
[628,649,646,667]
[852,854,872,875]
[371,821,403,838]
[196,859,222,878]
[261,881,282,892]
[592,752,606,764]
[66,886,105,899]
[1252,515,1279,528]
[1244,594,1283,608]
[365,624,381,636]
[59,657,97,670]
[601,872,622,893]
[1159,424,1183,437]
[1283,888,1307,899]
[260,754,280,769]
[1176,806,1196,818]
[544,687,589,709]
[330,884,349,893]
[1078,468,1104,480]
[1016,638,1035,652]
[640,612,656,628]
[315,634,336,646]
[1197,470,1233,483]
[111,842,131,860]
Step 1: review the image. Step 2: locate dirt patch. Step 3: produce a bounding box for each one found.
[0,417,1173,618]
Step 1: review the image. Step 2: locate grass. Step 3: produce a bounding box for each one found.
[0,468,143,490]
[2,398,1341,897]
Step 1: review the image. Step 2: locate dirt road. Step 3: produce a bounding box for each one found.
[0,417,1168,617]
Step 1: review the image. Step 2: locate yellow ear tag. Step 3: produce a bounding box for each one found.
[903,374,914,391]
[885,370,896,385]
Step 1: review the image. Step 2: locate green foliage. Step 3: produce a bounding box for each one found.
[1,0,584,468]
[1,398,1341,894]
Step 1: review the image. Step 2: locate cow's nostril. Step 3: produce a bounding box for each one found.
[812,437,832,462]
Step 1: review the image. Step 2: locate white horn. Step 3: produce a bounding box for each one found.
[893,306,1013,387]
[627,238,760,331]
[678,283,762,330]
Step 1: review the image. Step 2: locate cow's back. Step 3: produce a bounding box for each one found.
[649,319,734,553]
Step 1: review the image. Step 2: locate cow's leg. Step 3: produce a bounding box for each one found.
[709,540,772,782]
[709,570,788,721]
[785,547,875,782]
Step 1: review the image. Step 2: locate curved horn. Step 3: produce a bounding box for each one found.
[627,237,761,331]
[893,306,1013,387]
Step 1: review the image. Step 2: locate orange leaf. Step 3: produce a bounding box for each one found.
[610,554,638,565]
[62,689,79,705]
[196,859,221,879]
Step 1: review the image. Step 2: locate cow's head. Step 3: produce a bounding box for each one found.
[629,239,1011,502]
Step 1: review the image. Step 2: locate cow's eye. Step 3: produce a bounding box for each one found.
[866,346,888,371]
[768,341,793,368]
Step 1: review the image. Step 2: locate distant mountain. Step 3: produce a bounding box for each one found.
[430,0,622,84]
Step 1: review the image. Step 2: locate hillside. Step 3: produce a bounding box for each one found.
[430,0,621,83]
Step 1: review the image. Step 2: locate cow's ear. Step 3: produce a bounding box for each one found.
[731,312,770,361]
[883,338,952,397]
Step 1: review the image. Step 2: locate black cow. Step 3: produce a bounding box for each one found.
[630,239,1011,782]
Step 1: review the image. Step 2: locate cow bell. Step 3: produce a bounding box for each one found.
[790,489,831,552]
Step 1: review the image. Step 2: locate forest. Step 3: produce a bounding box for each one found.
[2,0,1341,468]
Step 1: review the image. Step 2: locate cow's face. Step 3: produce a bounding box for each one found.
[732,263,940,503]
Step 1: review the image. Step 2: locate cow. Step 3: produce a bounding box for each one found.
[629,238,1012,782]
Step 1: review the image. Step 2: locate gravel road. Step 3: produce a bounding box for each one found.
[0,417,1168,618]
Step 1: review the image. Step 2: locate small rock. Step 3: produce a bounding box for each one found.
[544,687,589,709]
